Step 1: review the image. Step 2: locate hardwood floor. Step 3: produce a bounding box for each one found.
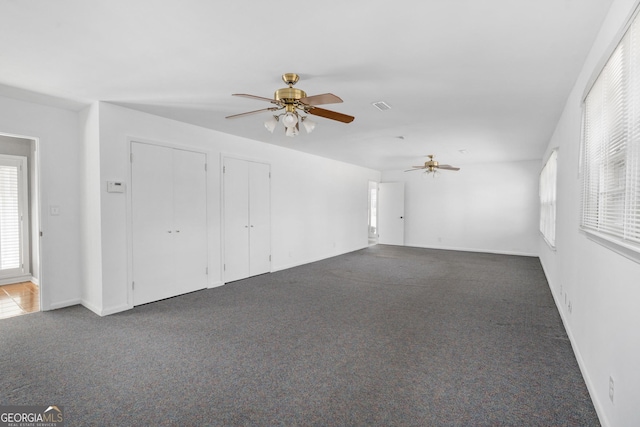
[0,281,40,319]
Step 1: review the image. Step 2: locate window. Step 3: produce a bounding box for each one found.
[0,154,28,278]
[581,10,640,255]
[540,149,557,247]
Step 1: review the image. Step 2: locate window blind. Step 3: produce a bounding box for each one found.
[540,150,557,247]
[581,12,640,249]
[0,164,21,270]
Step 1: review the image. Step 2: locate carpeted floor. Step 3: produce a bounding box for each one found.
[1,245,599,426]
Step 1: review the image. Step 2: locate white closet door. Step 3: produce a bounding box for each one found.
[132,143,175,305]
[173,148,208,295]
[249,162,271,276]
[132,143,208,306]
[223,157,250,282]
[378,182,405,245]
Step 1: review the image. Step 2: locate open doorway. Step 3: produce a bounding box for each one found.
[0,134,40,319]
[368,181,378,245]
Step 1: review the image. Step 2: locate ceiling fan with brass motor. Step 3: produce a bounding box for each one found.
[225,73,355,137]
[405,155,461,174]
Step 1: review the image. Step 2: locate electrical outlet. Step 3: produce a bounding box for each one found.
[609,376,614,403]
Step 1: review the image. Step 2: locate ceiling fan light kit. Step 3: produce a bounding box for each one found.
[226,73,354,137]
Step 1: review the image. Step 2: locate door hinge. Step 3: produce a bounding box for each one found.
[39,231,43,237]
[223,165,226,173]
[269,172,271,178]
[269,255,271,261]
[223,264,226,271]
[204,163,207,172]
[132,281,135,290]
[130,153,133,163]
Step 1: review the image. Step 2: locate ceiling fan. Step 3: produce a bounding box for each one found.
[225,73,354,137]
[405,155,461,174]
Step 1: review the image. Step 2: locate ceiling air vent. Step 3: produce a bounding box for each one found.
[372,101,391,111]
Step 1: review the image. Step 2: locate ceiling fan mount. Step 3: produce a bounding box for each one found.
[281,73,300,86]
[226,72,354,136]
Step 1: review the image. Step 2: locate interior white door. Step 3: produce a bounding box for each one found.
[378,182,405,245]
[248,161,270,276]
[223,157,271,282]
[132,143,175,305]
[223,157,250,282]
[172,148,208,294]
[132,142,208,306]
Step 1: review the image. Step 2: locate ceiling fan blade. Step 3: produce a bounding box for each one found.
[299,93,343,106]
[307,107,355,123]
[438,165,461,171]
[404,168,425,172]
[232,93,281,105]
[225,107,280,119]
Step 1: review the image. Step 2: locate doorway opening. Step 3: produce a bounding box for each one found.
[368,181,378,245]
[0,134,40,320]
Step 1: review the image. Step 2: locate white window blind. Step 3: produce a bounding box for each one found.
[0,164,21,270]
[581,11,640,251]
[540,149,557,247]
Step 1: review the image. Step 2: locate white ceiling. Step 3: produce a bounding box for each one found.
[0,0,613,171]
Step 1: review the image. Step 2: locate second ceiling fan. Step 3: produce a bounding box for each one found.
[405,155,461,174]
[226,73,354,137]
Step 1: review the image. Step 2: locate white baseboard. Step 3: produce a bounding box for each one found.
[81,299,132,316]
[404,243,538,257]
[80,299,101,316]
[540,259,609,427]
[30,276,39,285]
[272,245,369,272]
[47,298,82,311]
[0,274,33,286]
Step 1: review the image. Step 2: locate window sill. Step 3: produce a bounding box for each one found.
[539,232,556,251]
[581,228,640,265]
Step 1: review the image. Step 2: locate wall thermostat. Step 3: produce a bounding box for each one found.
[107,181,126,193]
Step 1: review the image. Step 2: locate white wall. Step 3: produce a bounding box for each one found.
[93,102,380,315]
[0,95,82,310]
[381,159,540,256]
[540,0,640,426]
[79,103,103,313]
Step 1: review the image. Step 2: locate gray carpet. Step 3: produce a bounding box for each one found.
[1,245,599,426]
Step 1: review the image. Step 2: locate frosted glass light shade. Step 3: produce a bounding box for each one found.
[302,117,316,133]
[264,116,278,133]
[282,112,298,127]
[285,126,299,137]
